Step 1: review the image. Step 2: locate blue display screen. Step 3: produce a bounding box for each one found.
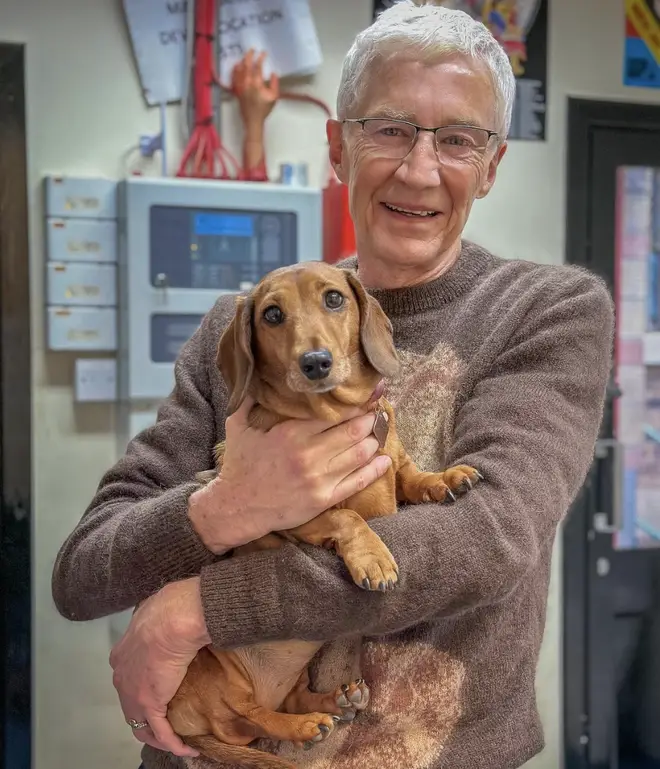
[194,213,254,238]
[150,205,297,290]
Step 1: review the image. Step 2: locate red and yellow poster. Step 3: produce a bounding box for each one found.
[624,0,660,88]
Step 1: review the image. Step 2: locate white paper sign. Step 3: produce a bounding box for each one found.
[123,0,323,106]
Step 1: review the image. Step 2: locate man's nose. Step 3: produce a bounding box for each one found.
[395,132,442,187]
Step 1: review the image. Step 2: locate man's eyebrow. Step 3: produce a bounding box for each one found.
[365,107,415,120]
[363,109,485,128]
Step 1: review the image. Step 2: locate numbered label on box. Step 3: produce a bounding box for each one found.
[44,175,117,219]
[47,307,117,351]
[47,218,117,263]
[47,262,117,306]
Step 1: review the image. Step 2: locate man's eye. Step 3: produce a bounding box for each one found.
[263,306,284,325]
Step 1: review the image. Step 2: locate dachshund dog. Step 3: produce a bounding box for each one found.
[166,262,481,768]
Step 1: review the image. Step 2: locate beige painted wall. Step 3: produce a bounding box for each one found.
[0,0,659,767]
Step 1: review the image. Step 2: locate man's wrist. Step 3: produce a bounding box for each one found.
[188,477,266,553]
[165,576,212,648]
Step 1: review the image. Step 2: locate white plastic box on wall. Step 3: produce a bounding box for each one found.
[47,307,117,351]
[46,218,117,263]
[44,175,117,219]
[74,358,118,402]
[46,262,117,307]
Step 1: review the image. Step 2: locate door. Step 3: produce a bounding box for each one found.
[0,43,32,769]
[563,98,660,769]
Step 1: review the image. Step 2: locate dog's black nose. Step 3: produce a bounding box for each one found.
[299,349,333,380]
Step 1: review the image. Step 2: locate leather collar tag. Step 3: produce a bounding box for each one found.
[372,407,390,449]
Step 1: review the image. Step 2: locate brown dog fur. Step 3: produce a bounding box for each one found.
[166,262,481,768]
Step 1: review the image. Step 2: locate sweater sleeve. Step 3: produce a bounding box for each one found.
[198,271,615,647]
[52,303,229,621]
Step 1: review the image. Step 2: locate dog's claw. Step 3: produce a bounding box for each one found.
[362,577,370,589]
[387,579,395,590]
[331,715,341,723]
[303,741,314,751]
[319,724,330,734]
[446,489,457,503]
[341,684,349,693]
[379,581,387,591]
[475,470,485,480]
[356,678,364,685]
[463,477,473,490]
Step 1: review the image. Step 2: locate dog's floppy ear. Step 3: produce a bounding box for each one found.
[217,295,255,414]
[344,270,400,379]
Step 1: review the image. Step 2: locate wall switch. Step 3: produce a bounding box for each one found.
[74,358,117,402]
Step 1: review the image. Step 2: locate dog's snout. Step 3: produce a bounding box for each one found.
[299,349,333,380]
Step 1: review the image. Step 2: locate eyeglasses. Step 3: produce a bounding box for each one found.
[342,118,498,162]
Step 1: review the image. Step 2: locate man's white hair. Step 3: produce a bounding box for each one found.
[336,0,516,139]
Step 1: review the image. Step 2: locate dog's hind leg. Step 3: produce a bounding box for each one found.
[283,669,370,723]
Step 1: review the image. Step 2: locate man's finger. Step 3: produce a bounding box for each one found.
[300,407,372,439]
[148,714,199,758]
[227,395,256,429]
[326,435,380,481]
[131,726,157,747]
[309,412,377,455]
[135,729,192,756]
[332,453,392,504]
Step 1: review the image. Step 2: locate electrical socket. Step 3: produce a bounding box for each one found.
[74,358,117,402]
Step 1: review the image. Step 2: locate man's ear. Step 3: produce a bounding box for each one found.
[327,119,348,184]
[344,270,400,379]
[477,141,507,199]
[216,295,254,414]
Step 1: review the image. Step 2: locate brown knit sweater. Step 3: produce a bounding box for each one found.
[52,241,614,769]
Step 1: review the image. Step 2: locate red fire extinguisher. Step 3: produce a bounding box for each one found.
[323,168,356,264]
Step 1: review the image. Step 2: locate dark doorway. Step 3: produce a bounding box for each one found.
[0,42,32,769]
[563,98,660,769]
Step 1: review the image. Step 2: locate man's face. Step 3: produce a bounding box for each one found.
[328,55,507,284]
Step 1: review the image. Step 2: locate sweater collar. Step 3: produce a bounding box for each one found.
[338,240,493,317]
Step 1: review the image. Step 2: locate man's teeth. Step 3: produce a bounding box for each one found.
[385,203,437,217]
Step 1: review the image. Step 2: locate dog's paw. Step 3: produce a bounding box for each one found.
[295,713,336,750]
[343,534,399,592]
[333,679,370,722]
[409,465,483,505]
[442,465,483,499]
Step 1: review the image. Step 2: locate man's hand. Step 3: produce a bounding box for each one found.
[188,396,392,554]
[109,577,210,758]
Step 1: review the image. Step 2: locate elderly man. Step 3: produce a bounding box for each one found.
[52,2,614,769]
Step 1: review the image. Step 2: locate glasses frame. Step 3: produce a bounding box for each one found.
[342,117,499,158]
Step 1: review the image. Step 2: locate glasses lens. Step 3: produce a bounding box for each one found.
[434,126,492,159]
[360,119,416,157]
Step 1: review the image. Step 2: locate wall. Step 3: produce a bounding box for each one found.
[0,0,659,767]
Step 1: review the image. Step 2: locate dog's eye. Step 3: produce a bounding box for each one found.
[263,305,284,325]
[324,290,344,310]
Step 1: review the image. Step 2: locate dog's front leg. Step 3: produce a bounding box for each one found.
[288,508,399,591]
[395,449,482,504]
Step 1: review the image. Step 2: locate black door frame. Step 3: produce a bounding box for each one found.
[0,42,32,769]
[563,97,660,769]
